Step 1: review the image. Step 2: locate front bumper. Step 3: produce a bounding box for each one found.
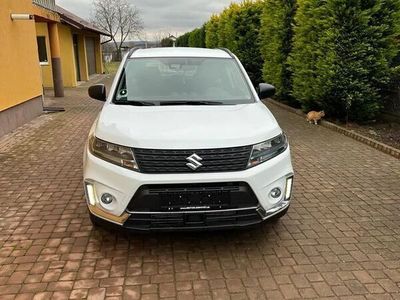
[83,146,294,231]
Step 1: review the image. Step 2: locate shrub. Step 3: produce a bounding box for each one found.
[288,0,333,112]
[205,15,220,48]
[176,32,190,47]
[188,25,206,48]
[217,4,239,51]
[160,37,174,47]
[232,1,264,85]
[203,3,264,84]
[177,0,400,120]
[260,0,296,101]
[290,0,400,121]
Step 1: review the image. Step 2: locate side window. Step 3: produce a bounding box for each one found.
[37,36,48,65]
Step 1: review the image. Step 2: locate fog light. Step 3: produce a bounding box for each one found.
[101,193,115,205]
[285,177,293,200]
[84,182,96,206]
[270,188,282,198]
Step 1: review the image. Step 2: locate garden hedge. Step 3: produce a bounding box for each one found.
[188,25,206,48]
[260,0,296,101]
[290,0,400,121]
[177,0,400,121]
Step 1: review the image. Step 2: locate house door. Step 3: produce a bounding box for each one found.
[73,35,81,81]
[85,37,96,75]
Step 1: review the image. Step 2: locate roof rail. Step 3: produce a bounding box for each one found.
[127,47,140,58]
[218,48,234,58]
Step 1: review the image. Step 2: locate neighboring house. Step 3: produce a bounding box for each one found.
[0,0,110,137]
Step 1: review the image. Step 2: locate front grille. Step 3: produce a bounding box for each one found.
[126,182,259,213]
[124,208,262,231]
[134,146,252,174]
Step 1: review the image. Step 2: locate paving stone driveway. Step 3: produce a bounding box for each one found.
[0,75,400,300]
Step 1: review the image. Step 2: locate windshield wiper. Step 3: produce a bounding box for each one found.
[160,100,223,106]
[114,101,155,106]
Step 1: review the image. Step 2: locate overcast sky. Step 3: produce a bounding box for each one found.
[56,0,240,39]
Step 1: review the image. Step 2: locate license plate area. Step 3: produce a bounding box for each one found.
[127,182,259,213]
[159,190,231,211]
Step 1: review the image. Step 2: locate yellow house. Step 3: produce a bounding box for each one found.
[36,5,109,92]
[0,0,109,137]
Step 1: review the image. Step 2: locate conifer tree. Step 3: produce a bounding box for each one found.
[290,0,400,120]
[260,0,296,100]
[205,15,220,48]
[232,1,264,85]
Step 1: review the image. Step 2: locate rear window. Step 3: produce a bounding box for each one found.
[114,57,254,105]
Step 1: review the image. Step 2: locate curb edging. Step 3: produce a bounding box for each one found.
[267,99,400,160]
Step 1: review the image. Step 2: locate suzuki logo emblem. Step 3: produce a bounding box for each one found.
[186,153,203,170]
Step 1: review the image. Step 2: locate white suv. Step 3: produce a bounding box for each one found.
[84,47,294,231]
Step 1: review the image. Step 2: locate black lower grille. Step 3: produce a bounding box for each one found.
[124,208,262,231]
[124,182,260,230]
[127,182,259,213]
[134,146,252,174]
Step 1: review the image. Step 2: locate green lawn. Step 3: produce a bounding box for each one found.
[104,61,121,74]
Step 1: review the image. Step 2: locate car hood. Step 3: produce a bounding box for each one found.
[95,102,282,149]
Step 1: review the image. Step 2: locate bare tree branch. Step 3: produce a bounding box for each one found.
[91,0,143,60]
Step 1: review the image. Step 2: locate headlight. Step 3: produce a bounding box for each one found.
[89,136,139,171]
[248,133,288,168]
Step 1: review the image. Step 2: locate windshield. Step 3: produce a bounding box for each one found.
[113,57,254,105]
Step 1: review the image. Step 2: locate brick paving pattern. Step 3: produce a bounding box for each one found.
[0,76,400,299]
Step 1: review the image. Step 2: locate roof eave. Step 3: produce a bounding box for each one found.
[55,5,111,36]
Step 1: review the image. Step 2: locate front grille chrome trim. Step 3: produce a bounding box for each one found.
[125,206,259,215]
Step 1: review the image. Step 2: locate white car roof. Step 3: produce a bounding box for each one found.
[130,47,232,59]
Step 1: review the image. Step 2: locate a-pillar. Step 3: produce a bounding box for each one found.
[48,22,64,97]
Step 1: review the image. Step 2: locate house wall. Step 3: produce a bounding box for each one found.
[35,22,53,88]
[95,35,103,74]
[59,24,77,87]
[75,32,104,81]
[0,0,43,136]
[37,23,78,88]
[36,24,104,88]
[0,0,42,112]
[77,34,89,81]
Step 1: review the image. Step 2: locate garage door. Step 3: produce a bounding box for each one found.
[85,37,96,75]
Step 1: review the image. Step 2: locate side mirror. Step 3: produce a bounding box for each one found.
[88,84,106,101]
[258,83,276,99]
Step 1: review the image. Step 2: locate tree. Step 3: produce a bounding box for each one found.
[217,4,239,50]
[288,0,332,112]
[260,0,296,101]
[205,1,264,85]
[289,0,400,121]
[151,31,172,47]
[205,15,220,48]
[177,32,190,47]
[160,37,174,47]
[92,0,143,61]
[188,25,206,48]
[232,1,264,85]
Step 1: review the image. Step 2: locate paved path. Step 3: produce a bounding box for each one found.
[0,76,399,299]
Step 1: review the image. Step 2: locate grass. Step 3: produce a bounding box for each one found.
[104,61,121,75]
